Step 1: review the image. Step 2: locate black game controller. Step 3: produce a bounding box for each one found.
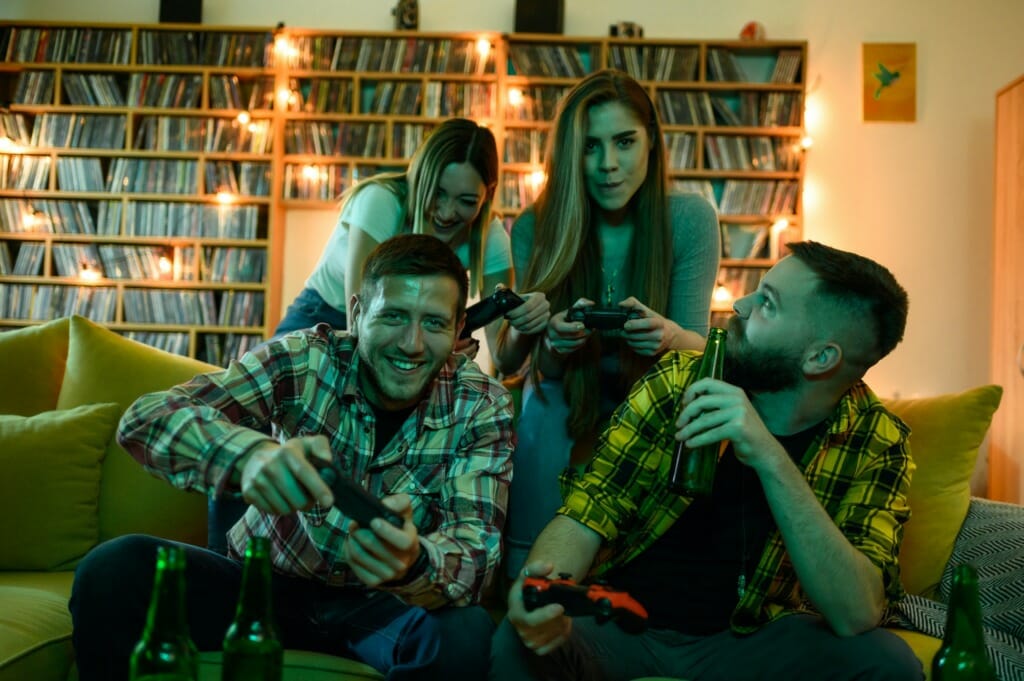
[312,460,404,529]
[522,573,649,634]
[460,288,526,339]
[565,306,642,331]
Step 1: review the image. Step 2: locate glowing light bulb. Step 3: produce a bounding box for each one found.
[0,136,20,153]
[800,135,813,150]
[158,256,173,275]
[528,170,546,191]
[476,38,491,58]
[274,34,297,60]
[22,210,41,230]
[302,165,319,181]
[276,87,292,106]
[79,264,102,282]
[507,88,524,107]
[216,191,235,205]
[236,111,251,125]
[771,218,789,233]
[713,285,733,304]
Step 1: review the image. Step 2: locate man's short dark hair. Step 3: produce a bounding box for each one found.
[360,234,469,317]
[787,241,908,366]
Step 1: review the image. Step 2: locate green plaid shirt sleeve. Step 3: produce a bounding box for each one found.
[558,351,914,633]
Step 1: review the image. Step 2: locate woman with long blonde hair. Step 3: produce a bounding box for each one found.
[276,117,547,361]
[499,70,720,576]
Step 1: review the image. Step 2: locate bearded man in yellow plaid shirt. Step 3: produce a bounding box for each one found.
[492,241,922,681]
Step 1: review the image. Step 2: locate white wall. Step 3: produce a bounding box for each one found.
[6,0,1023,402]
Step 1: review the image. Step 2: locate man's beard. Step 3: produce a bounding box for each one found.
[723,316,803,392]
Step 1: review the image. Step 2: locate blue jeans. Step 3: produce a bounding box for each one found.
[273,286,348,339]
[504,377,572,579]
[70,534,494,681]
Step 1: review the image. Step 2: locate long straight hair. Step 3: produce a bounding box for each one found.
[336,118,498,295]
[521,69,673,439]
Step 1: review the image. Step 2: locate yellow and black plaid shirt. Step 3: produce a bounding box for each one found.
[558,349,913,633]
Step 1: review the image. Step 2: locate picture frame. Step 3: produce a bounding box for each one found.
[862,42,917,122]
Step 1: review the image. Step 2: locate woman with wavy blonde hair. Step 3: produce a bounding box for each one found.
[277,117,548,361]
[499,69,721,576]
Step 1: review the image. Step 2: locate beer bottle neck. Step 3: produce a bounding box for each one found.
[235,547,273,622]
[945,575,986,652]
[143,555,188,640]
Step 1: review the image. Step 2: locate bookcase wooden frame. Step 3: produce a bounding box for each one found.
[0,21,807,361]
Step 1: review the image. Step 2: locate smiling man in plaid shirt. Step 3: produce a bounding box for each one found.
[70,234,514,681]
[493,242,924,681]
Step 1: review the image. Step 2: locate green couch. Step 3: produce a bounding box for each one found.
[0,316,383,681]
[0,315,1012,680]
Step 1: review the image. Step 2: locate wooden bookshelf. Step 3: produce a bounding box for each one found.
[0,22,807,362]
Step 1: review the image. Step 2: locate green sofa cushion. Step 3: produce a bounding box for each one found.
[56,316,220,546]
[0,403,120,570]
[0,584,74,681]
[0,318,69,416]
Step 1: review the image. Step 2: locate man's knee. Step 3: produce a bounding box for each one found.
[71,534,163,620]
[433,606,495,678]
[758,616,924,681]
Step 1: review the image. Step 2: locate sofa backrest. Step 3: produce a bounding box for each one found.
[53,316,220,547]
[0,317,70,416]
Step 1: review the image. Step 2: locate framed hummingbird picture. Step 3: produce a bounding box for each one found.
[862,43,916,122]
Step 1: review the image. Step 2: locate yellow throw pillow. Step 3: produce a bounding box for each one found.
[885,385,1003,598]
[0,402,121,570]
[56,315,220,546]
[0,317,69,416]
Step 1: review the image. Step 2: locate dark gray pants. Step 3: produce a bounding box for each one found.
[490,612,924,681]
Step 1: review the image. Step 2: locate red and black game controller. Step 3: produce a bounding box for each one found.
[521,573,649,633]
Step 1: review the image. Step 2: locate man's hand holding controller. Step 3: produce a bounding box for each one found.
[506,561,573,656]
[237,435,335,515]
[237,435,424,586]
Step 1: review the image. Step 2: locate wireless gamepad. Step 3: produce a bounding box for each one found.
[460,288,526,339]
[311,460,404,529]
[565,306,642,331]
[521,573,648,633]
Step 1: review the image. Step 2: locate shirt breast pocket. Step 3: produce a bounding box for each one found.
[379,464,444,532]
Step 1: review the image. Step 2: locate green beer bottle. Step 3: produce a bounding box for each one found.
[222,536,283,681]
[668,327,727,497]
[932,563,996,680]
[129,544,198,681]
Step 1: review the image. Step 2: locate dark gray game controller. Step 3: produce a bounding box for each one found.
[312,460,403,528]
[460,288,526,339]
[565,306,642,330]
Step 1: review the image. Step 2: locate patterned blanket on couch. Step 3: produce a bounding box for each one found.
[894,497,1024,680]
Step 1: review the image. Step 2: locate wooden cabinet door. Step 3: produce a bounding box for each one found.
[990,75,1024,502]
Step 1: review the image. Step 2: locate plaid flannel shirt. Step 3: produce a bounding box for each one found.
[118,325,514,609]
[559,349,913,633]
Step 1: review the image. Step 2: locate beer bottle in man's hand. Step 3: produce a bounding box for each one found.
[669,327,727,498]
